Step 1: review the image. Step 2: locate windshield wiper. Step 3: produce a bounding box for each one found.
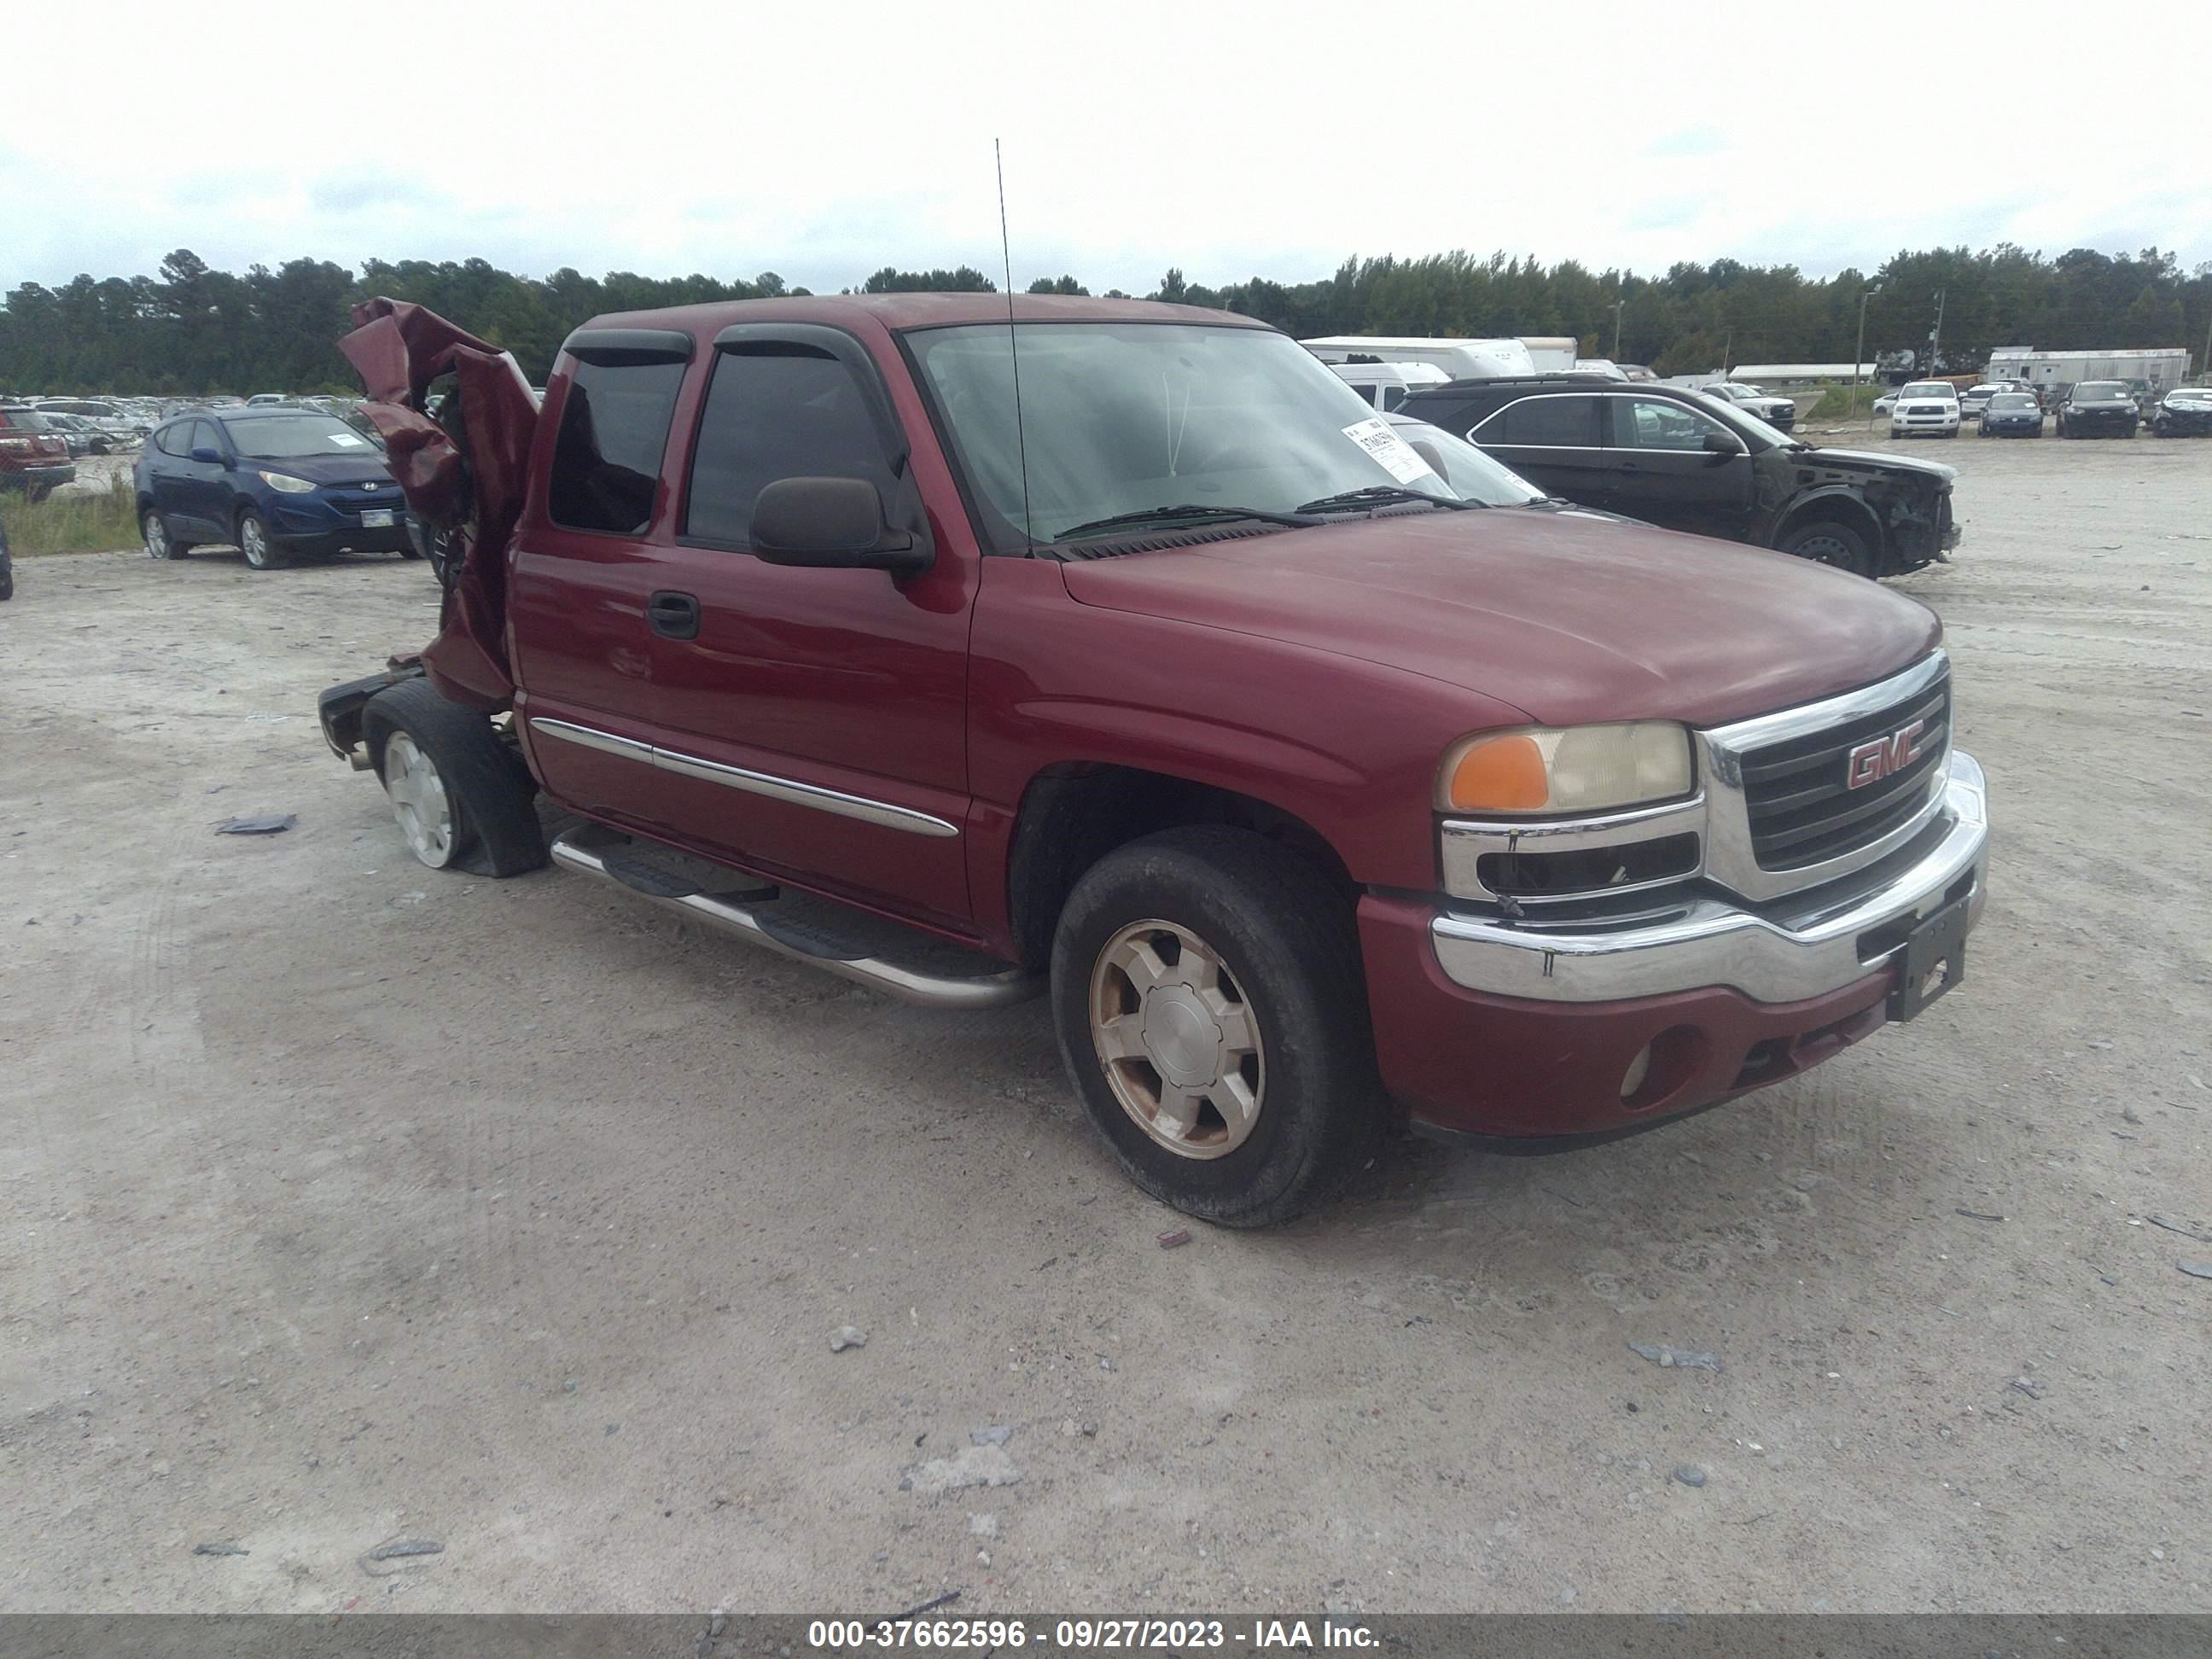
[1295,485,1480,514]
[1050,503,1322,542]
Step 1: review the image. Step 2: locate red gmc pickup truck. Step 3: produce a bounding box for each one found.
[320,295,1989,1225]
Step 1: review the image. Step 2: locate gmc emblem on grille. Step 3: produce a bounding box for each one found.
[1847,719,1925,789]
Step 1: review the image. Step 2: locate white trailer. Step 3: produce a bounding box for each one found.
[1982,346,2189,393]
[1301,335,1537,381]
[1516,336,1579,373]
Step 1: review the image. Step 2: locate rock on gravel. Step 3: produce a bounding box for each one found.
[900,1443,1022,1494]
[830,1326,869,1353]
[970,1425,1012,1447]
[1629,1341,1721,1371]
[1673,1465,1708,1488]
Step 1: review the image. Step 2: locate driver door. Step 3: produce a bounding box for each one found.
[1597,397,1755,539]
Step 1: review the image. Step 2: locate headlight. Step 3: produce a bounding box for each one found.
[1437,723,1694,815]
[258,470,316,493]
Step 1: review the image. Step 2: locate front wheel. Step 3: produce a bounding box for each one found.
[1050,826,1381,1227]
[237,509,282,570]
[1779,519,1874,579]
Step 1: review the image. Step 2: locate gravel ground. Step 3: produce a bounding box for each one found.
[3,431,2209,1615]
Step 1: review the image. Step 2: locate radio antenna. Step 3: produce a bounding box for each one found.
[995,138,1034,552]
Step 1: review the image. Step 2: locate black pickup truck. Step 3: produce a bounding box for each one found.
[1401,375,1959,580]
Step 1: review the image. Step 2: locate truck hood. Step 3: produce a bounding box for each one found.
[1060,509,1941,729]
[1794,445,1957,485]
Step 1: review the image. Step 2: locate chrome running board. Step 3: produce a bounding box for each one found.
[549,826,1041,1011]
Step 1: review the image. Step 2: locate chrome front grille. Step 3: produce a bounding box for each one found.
[1698,652,1955,904]
[1740,675,1950,870]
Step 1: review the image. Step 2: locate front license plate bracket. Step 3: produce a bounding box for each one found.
[1888,896,1969,1022]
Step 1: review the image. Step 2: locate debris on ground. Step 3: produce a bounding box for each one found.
[191,1541,248,1557]
[899,1443,1022,1494]
[1628,1341,1721,1371]
[365,1540,445,1561]
[970,1425,1012,1447]
[1672,1465,1707,1488]
[1955,1208,2005,1222]
[2147,1215,2209,1242]
[213,814,296,835]
[1156,1229,1191,1249]
[2180,1261,2212,1281]
[830,1325,868,1353]
[2011,1377,2045,1400]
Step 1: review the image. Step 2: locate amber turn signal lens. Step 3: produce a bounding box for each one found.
[1441,733,1550,812]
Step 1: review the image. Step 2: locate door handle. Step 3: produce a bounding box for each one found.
[647,590,701,641]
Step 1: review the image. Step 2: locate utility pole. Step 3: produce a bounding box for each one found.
[1927,288,1947,377]
[1856,282,1882,430]
[1610,295,1627,359]
[1720,329,1732,378]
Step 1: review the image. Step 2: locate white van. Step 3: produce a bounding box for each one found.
[1301,335,1537,382]
[1328,361,1451,410]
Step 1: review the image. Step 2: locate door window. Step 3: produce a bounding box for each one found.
[191,420,224,457]
[1609,398,1732,451]
[684,346,899,545]
[154,423,192,457]
[548,358,687,533]
[1475,395,1600,446]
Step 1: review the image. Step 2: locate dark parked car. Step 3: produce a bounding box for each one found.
[1978,392,2045,438]
[2056,381,2139,439]
[2151,387,2212,438]
[133,408,417,569]
[0,405,78,501]
[1400,375,1959,579]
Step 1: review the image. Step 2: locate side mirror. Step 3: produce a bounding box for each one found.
[751,477,932,574]
[1701,432,1745,463]
[189,445,226,466]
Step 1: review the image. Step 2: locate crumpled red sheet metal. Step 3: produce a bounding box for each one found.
[339,298,541,711]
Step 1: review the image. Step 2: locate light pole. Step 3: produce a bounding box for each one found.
[1610,295,1627,360]
[1927,288,1946,377]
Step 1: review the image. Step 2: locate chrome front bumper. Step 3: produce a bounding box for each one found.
[1430,750,1988,1004]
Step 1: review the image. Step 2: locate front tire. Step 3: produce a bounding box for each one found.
[1050,826,1381,1227]
[362,677,546,876]
[1778,518,1874,578]
[237,508,282,569]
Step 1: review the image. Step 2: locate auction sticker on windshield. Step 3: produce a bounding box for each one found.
[1341,416,1430,485]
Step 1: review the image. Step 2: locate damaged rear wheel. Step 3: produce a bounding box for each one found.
[362,677,546,876]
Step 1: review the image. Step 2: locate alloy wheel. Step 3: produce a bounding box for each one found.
[1087,918,1266,1160]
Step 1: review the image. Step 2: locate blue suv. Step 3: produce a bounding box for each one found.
[134,408,418,570]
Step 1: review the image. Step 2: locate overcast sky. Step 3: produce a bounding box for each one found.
[8,1,2209,298]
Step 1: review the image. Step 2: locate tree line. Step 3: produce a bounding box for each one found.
[3,243,2206,396]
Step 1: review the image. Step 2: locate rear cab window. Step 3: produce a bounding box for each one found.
[548,341,691,535]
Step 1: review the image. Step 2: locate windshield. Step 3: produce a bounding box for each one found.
[1383,416,1544,505]
[1988,394,2036,410]
[2073,381,2128,399]
[2169,388,2212,402]
[908,323,1456,547]
[2,409,55,432]
[222,413,381,459]
[1685,389,1796,449]
[1901,382,1954,399]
